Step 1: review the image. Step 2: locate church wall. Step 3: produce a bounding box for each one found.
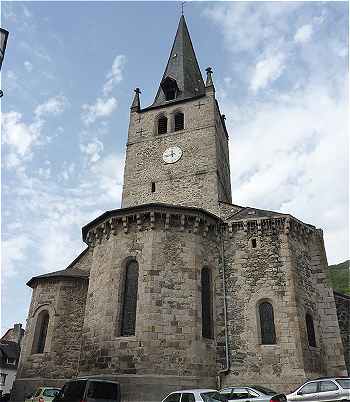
[334,291,350,373]
[122,95,223,216]
[221,223,308,393]
[289,232,347,377]
[13,278,88,401]
[79,210,221,400]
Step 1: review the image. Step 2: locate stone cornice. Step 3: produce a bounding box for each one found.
[83,203,220,247]
[225,214,317,240]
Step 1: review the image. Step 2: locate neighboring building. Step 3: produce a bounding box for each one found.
[0,324,24,396]
[12,15,348,402]
[334,291,350,373]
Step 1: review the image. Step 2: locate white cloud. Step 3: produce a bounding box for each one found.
[103,54,126,96]
[223,83,348,264]
[2,234,33,277]
[294,24,313,44]
[2,111,41,157]
[34,95,68,118]
[81,97,117,125]
[80,139,104,164]
[24,60,33,72]
[250,52,285,92]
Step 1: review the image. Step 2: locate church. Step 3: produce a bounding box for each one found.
[12,15,348,402]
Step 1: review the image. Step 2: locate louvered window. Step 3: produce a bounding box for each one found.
[120,260,139,336]
[158,116,168,134]
[33,310,49,354]
[259,301,276,344]
[306,313,316,347]
[201,267,213,339]
[174,112,184,131]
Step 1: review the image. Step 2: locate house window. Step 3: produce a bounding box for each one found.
[120,260,139,336]
[174,112,184,131]
[201,267,213,339]
[259,301,276,344]
[32,310,49,354]
[251,238,257,248]
[151,182,156,193]
[158,116,168,134]
[306,313,316,347]
[0,373,7,386]
[6,357,15,365]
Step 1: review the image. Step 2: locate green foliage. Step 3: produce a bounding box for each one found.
[328,260,350,295]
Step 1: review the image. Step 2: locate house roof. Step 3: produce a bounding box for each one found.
[0,341,20,360]
[150,15,205,108]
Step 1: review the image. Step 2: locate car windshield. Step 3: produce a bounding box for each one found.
[250,386,277,395]
[43,389,60,397]
[201,392,227,402]
[336,379,350,389]
[60,380,86,401]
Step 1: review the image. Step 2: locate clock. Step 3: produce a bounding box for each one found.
[162,146,183,164]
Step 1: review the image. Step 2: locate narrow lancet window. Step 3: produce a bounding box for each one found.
[33,310,49,354]
[120,260,139,336]
[158,116,168,134]
[259,301,276,344]
[174,112,184,131]
[306,313,316,347]
[201,267,213,339]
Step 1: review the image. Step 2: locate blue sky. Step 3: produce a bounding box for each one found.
[1,1,348,333]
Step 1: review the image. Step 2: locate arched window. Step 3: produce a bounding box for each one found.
[174,112,184,131]
[158,116,168,134]
[32,310,49,354]
[306,313,316,347]
[259,301,276,344]
[201,267,213,339]
[120,260,139,336]
[161,76,178,101]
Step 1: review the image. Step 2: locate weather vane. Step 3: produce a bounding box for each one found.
[181,1,186,15]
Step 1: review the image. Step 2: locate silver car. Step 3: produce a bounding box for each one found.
[287,377,350,402]
[161,389,227,402]
[220,385,287,402]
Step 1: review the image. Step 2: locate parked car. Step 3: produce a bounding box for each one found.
[52,379,120,402]
[25,387,61,402]
[287,377,350,402]
[161,389,227,402]
[220,385,286,402]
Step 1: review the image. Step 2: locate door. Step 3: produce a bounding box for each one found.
[295,382,319,402]
[317,381,340,402]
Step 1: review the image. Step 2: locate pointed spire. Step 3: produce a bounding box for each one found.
[131,88,141,112]
[151,15,205,107]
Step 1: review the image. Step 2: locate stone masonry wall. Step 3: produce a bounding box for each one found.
[289,230,347,377]
[334,291,350,373]
[12,252,91,401]
[221,218,310,393]
[122,92,229,217]
[80,206,221,401]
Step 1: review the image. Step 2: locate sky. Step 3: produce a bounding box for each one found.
[1,1,348,334]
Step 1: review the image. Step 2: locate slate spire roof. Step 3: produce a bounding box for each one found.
[151,15,205,107]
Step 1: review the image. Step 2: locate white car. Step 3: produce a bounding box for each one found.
[287,378,350,402]
[25,387,61,402]
[161,389,226,402]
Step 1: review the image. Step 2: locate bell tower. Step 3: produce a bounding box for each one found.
[121,15,232,216]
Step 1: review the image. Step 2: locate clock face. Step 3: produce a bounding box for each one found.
[162,146,183,164]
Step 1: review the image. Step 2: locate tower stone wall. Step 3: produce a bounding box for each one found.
[122,91,231,217]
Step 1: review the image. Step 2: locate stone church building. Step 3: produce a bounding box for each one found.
[13,15,347,402]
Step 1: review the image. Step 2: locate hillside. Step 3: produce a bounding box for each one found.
[328,260,350,295]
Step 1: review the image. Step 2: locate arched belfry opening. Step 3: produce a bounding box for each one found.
[161,76,179,101]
